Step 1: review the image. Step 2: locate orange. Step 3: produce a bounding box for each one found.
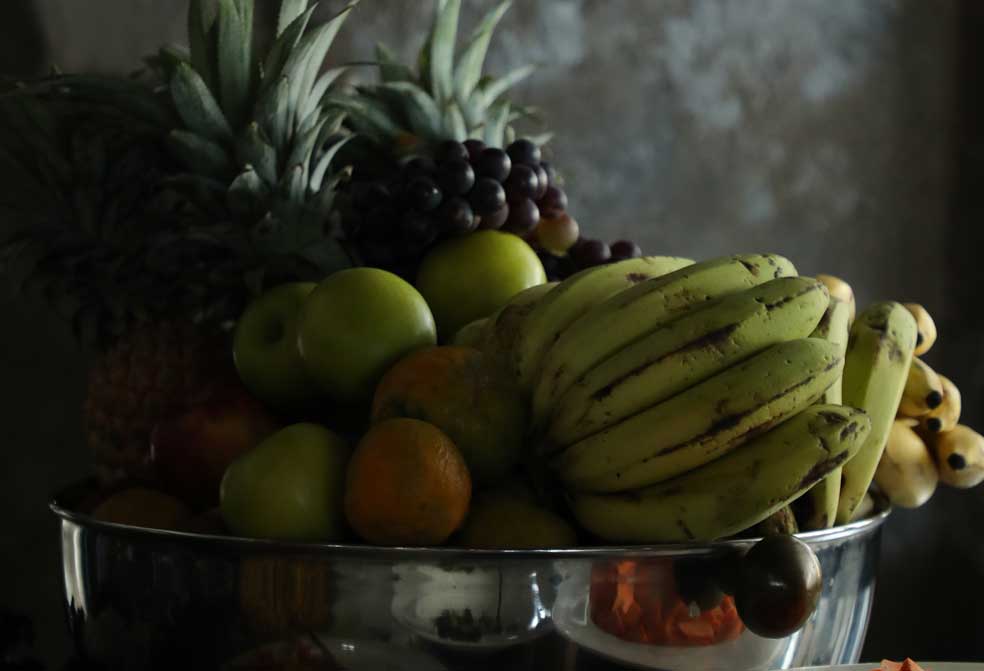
[371,346,527,486]
[344,418,471,546]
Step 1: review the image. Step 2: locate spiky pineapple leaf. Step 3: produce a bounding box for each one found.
[171,63,233,143]
[429,0,460,105]
[228,165,268,218]
[217,0,253,127]
[236,122,278,184]
[233,0,253,35]
[454,1,511,101]
[297,67,347,131]
[375,43,414,83]
[168,129,232,178]
[263,5,317,86]
[481,65,534,108]
[484,100,510,147]
[282,3,356,129]
[277,0,309,38]
[323,93,403,139]
[310,135,352,191]
[256,76,291,151]
[376,81,443,140]
[443,100,467,141]
[188,0,220,92]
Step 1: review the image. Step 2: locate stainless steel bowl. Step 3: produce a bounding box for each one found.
[52,483,888,671]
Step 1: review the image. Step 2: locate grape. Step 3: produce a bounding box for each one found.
[351,181,391,211]
[402,214,437,248]
[478,203,509,230]
[610,239,643,260]
[435,140,469,164]
[506,138,542,167]
[504,164,540,202]
[474,148,512,182]
[533,165,549,199]
[540,161,558,186]
[436,159,475,196]
[402,156,436,179]
[536,213,580,255]
[404,177,442,212]
[464,138,487,163]
[439,197,476,235]
[538,185,568,217]
[538,251,561,278]
[469,177,507,216]
[571,238,611,267]
[503,198,540,236]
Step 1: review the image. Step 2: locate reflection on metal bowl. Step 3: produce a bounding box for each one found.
[52,480,888,671]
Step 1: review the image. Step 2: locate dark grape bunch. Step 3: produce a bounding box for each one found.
[538,237,645,282]
[344,137,571,277]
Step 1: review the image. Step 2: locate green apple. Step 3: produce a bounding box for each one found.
[233,282,320,409]
[220,423,350,541]
[416,230,546,340]
[297,268,437,404]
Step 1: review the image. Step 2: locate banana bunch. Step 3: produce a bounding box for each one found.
[872,302,984,504]
[479,257,984,544]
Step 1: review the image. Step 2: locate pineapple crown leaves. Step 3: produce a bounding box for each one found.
[330,0,548,155]
[0,78,221,346]
[159,0,360,289]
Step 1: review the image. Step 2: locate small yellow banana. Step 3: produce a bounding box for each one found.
[919,374,961,434]
[873,419,938,508]
[899,357,944,417]
[928,424,984,489]
[904,303,938,356]
[816,273,856,323]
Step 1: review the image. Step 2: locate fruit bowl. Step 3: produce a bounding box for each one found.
[52,480,888,671]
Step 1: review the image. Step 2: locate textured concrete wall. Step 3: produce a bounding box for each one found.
[2,0,975,665]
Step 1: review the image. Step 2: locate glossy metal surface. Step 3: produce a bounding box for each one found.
[52,484,888,671]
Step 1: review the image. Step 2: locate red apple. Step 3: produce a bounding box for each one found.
[150,387,279,509]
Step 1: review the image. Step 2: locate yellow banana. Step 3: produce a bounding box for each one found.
[873,419,938,508]
[899,357,944,417]
[928,424,984,489]
[904,303,938,356]
[513,256,694,390]
[553,338,844,493]
[836,302,917,525]
[480,282,557,377]
[919,374,961,434]
[546,276,828,447]
[795,296,852,530]
[570,405,871,543]
[816,273,856,323]
[531,254,798,425]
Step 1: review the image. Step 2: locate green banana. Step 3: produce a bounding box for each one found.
[553,338,844,492]
[795,297,852,530]
[570,404,871,543]
[480,282,557,378]
[531,253,798,425]
[545,276,827,446]
[513,256,694,390]
[835,302,917,525]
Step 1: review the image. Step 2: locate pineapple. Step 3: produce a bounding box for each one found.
[0,0,356,480]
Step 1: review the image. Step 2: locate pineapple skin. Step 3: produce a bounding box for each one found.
[84,321,236,482]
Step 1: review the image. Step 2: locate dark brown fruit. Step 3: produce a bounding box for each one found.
[502,198,540,236]
[469,177,507,216]
[571,238,611,267]
[478,204,509,230]
[506,138,541,167]
[538,185,568,217]
[403,214,438,248]
[673,559,725,612]
[439,197,477,236]
[610,239,643,261]
[533,165,549,199]
[536,213,579,255]
[437,158,475,196]
[405,177,442,212]
[402,156,437,179]
[474,148,512,182]
[435,140,469,164]
[734,534,822,639]
[504,164,540,202]
[463,138,487,163]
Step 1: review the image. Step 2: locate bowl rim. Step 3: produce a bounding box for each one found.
[50,479,890,559]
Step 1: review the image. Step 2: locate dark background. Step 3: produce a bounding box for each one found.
[2,0,983,666]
